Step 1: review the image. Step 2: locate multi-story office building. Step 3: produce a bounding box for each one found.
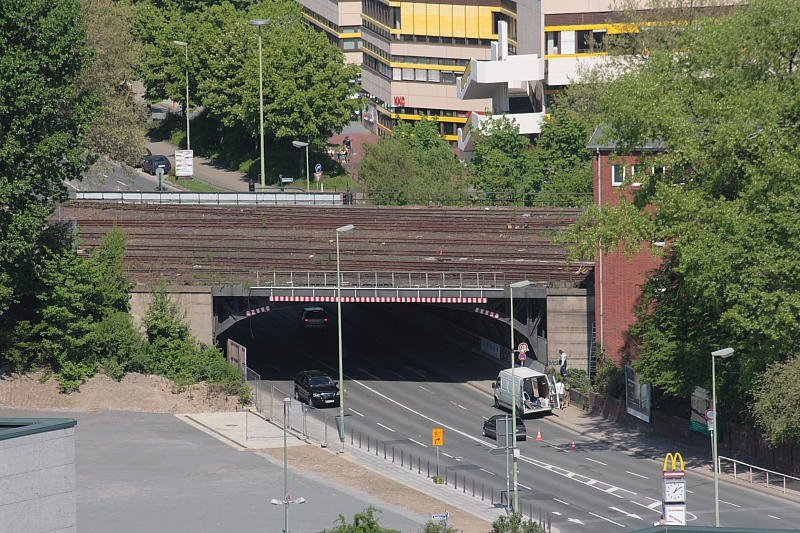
[299,0,364,65]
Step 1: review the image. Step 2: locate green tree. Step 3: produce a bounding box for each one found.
[422,521,458,533]
[319,507,400,533]
[752,355,800,444]
[563,0,800,428]
[361,119,465,205]
[491,513,546,533]
[469,117,532,203]
[0,0,95,319]
[79,0,148,165]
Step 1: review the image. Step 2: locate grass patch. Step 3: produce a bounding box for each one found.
[166,176,223,193]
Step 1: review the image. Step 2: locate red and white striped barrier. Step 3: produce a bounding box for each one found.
[270,295,487,304]
[474,307,500,319]
[244,306,270,317]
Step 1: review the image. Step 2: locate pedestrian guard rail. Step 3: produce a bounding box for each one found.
[252,270,514,290]
[242,366,554,531]
[73,191,343,205]
[718,455,800,494]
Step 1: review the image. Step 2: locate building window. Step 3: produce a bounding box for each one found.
[576,30,591,53]
[415,69,427,81]
[392,68,402,81]
[612,164,625,186]
[546,31,560,55]
[402,68,414,81]
[592,30,606,51]
[631,164,644,186]
[441,71,456,84]
[428,69,440,83]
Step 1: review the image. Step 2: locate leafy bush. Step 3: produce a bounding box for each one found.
[592,354,626,398]
[100,356,125,381]
[422,521,457,533]
[491,513,547,533]
[320,507,399,533]
[57,360,97,393]
[566,368,591,394]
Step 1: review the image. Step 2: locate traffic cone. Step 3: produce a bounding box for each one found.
[571,440,576,450]
[536,429,543,441]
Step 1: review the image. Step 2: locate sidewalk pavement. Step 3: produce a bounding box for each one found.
[147,140,251,192]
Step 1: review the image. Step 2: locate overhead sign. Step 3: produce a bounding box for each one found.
[431,428,444,447]
[174,149,193,178]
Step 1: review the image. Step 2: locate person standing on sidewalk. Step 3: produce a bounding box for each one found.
[555,379,566,409]
[558,349,568,380]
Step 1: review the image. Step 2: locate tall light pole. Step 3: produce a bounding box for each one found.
[711,347,734,527]
[249,19,270,188]
[509,280,532,514]
[270,398,305,532]
[292,140,310,191]
[336,224,355,453]
[172,40,190,150]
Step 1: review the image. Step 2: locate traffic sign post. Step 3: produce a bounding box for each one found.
[432,428,444,482]
[517,342,529,362]
[431,512,449,530]
[314,163,323,184]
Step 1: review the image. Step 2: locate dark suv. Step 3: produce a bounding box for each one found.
[482,414,527,441]
[294,370,340,408]
[142,155,171,175]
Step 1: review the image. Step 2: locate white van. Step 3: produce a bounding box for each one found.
[492,367,554,416]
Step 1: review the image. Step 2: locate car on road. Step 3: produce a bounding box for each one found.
[482,414,527,441]
[294,370,340,407]
[301,307,329,329]
[142,155,171,175]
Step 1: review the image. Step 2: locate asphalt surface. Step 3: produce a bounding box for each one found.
[224,303,800,533]
[0,408,427,533]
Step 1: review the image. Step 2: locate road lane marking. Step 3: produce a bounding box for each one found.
[589,512,626,528]
[610,506,643,520]
[349,408,365,417]
[376,423,395,432]
[626,471,649,479]
[644,496,660,504]
[457,404,469,410]
[351,378,638,500]
[442,452,453,458]
[552,511,562,516]
[115,180,126,186]
[408,438,428,448]
[65,181,79,190]
[630,500,660,513]
[586,458,608,465]
[719,500,741,508]
[567,518,585,525]
[768,515,781,520]
[518,483,531,490]
[553,498,570,506]
[479,468,496,476]
[418,385,432,392]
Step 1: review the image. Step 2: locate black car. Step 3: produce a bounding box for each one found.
[142,155,171,175]
[482,415,527,441]
[301,307,329,329]
[294,370,340,408]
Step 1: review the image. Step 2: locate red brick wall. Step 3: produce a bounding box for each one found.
[593,152,662,364]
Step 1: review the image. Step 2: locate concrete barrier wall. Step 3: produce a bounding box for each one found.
[130,286,213,346]
[0,427,76,532]
[546,289,594,372]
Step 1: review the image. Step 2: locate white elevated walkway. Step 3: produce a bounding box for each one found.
[456,21,546,154]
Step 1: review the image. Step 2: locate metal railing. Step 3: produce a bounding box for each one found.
[252,270,516,290]
[73,191,343,205]
[719,456,800,494]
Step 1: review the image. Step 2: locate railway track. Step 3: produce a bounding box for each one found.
[60,203,592,286]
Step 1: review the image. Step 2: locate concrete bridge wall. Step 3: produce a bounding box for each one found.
[545,288,594,373]
[130,287,214,346]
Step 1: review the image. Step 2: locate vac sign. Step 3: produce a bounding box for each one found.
[393,96,406,107]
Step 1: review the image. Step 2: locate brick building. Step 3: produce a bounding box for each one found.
[588,128,667,366]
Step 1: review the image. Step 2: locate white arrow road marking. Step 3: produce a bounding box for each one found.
[408,438,428,448]
[719,500,741,508]
[554,498,570,506]
[589,512,626,527]
[567,518,585,525]
[376,423,395,432]
[768,515,781,520]
[626,471,649,479]
[586,458,608,465]
[348,408,365,417]
[609,507,643,520]
[630,501,660,513]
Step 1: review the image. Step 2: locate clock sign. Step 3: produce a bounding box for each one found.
[664,479,686,503]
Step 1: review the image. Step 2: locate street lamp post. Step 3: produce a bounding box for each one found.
[249,19,270,188]
[172,40,190,150]
[269,397,306,532]
[336,224,355,453]
[711,347,734,527]
[292,140,310,191]
[508,280,532,514]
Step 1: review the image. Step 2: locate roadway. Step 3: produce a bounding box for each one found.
[224,303,800,533]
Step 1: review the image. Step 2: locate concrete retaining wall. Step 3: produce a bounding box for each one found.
[546,288,594,372]
[130,286,213,346]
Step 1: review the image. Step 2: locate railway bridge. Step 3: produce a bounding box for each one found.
[61,203,595,371]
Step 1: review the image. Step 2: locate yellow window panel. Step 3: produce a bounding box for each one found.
[479,7,495,39]
[465,5,479,38]
[413,3,426,35]
[426,4,439,36]
[452,5,466,38]
[400,3,413,33]
[439,4,453,37]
